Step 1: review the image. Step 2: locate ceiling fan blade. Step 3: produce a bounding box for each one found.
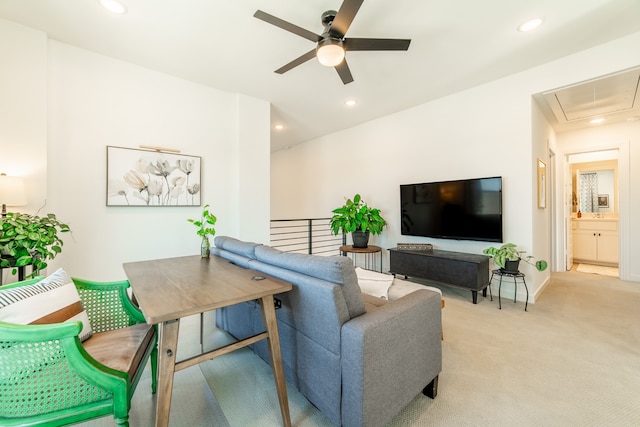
[254,10,321,43]
[345,38,412,51]
[275,49,317,74]
[330,0,364,37]
[335,60,354,85]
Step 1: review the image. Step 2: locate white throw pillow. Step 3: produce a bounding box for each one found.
[0,268,93,341]
[355,267,394,299]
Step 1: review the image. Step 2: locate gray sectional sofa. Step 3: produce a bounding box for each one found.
[211,236,442,427]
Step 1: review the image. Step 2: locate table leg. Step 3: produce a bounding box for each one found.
[155,319,180,427]
[260,295,291,427]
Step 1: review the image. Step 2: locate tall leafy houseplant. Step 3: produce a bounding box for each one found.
[188,204,217,258]
[483,243,548,272]
[0,212,71,277]
[330,194,387,248]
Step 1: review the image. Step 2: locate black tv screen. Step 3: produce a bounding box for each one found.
[400,176,503,242]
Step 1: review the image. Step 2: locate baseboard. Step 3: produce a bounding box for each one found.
[532,275,551,304]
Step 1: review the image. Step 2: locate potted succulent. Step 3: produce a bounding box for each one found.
[330,194,387,248]
[483,243,548,273]
[187,204,217,257]
[0,212,71,278]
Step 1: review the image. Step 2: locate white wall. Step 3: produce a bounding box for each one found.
[272,31,640,301]
[0,19,47,213]
[2,20,271,282]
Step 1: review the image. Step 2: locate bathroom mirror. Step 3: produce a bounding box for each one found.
[577,169,615,213]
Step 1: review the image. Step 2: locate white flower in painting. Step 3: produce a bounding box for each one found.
[178,159,194,175]
[171,175,186,187]
[108,179,130,204]
[123,170,148,190]
[169,185,184,203]
[148,178,163,195]
[149,160,176,178]
[135,158,153,174]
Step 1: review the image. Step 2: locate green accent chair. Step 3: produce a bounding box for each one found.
[0,277,158,426]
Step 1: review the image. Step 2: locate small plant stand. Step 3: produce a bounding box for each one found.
[340,245,383,272]
[489,269,529,311]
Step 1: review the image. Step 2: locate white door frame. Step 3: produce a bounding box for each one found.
[556,142,629,280]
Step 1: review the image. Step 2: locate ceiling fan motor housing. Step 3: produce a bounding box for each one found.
[321,10,338,31]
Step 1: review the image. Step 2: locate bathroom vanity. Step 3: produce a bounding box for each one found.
[572,218,619,265]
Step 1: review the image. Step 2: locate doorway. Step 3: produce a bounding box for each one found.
[563,148,624,279]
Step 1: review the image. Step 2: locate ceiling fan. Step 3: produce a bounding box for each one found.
[254,0,411,85]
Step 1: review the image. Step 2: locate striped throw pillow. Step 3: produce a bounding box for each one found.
[0,268,93,341]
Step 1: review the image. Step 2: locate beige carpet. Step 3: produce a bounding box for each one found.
[577,263,619,277]
[79,270,640,426]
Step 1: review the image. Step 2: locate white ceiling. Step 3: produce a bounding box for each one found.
[1,0,640,151]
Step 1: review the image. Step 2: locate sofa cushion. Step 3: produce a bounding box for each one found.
[387,278,442,301]
[254,245,365,318]
[355,267,394,299]
[213,236,261,259]
[0,268,93,341]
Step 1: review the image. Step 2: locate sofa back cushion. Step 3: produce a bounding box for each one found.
[212,236,262,268]
[213,236,261,259]
[254,245,365,318]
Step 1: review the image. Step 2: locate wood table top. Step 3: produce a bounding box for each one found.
[123,255,292,324]
[340,245,382,254]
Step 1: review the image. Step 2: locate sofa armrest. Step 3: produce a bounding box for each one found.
[341,289,442,427]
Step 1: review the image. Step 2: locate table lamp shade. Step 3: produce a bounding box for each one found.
[0,174,27,207]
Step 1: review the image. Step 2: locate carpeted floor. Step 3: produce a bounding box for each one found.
[79,269,640,426]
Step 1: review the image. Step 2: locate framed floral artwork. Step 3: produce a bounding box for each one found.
[537,158,546,209]
[106,146,201,206]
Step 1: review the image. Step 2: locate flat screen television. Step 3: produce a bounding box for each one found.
[400,176,503,242]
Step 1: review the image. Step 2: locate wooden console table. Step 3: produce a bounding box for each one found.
[123,255,293,427]
[389,248,490,303]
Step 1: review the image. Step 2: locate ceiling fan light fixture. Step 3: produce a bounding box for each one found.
[316,39,345,67]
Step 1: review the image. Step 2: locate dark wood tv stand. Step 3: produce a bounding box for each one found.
[389,248,490,304]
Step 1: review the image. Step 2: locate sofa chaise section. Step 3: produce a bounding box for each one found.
[212,236,442,427]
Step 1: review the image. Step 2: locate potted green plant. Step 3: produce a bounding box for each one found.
[188,204,217,257]
[330,194,387,248]
[483,243,548,273]
[0,212,71,278]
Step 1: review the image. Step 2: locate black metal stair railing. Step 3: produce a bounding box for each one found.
[270,218,344,256]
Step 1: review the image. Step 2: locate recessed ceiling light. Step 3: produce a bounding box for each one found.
[274,124,285,130]
[345,99,357,107]
[589,117,605,124]
[518,18,543,32]
[99,0,127,15]
[627,116,639,122]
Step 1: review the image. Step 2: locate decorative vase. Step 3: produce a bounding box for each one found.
[352,230,370,248]
[201,236,210,258]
